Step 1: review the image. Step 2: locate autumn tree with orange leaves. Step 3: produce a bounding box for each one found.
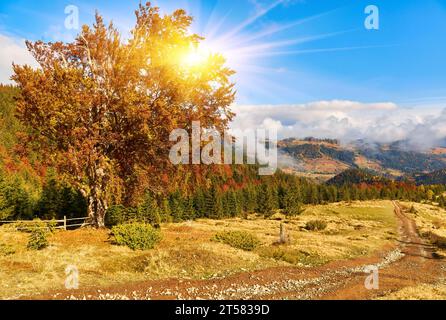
[12,3,235,227]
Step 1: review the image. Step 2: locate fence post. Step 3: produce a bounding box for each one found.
[64,216,67,231]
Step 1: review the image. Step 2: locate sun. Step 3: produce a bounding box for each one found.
[181,44,211,68]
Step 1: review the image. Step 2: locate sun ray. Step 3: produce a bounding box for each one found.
[176,0,372,105]
[254,44,399,58]
[217,30,353,61]
[203,0,234,39]
[227,8,340,47]
[218,0,286,43]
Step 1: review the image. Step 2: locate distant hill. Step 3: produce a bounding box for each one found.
[415,169,446,185]
[326,168,389,186]
[352,140,446,174]
[278,138,446,180]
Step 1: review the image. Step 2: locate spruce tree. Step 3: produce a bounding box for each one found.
[159,198,172,222]
[283,186,304,216]
[226,191,238,217]
[243,187,257,213]
[138,192,161,227]
[205,186,223,219]
[235,190,243,216]
[0,174,13,220]
[169,191,185,222]
[270,185,280,210]
[38,178,61,220]
[59,187,87,220]
[257,184,274,217]
[183,196,196,221]
[193,189,206,218]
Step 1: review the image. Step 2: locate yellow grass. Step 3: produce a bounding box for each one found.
[0,200,397,299]
[378,279,446,300]
[400,201,446,243]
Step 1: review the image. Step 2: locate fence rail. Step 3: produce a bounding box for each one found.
[0,216,91,230]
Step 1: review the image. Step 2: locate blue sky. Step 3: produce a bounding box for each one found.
[1,0,446,144]
[1,1,446,113]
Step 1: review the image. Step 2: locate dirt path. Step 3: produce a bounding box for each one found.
[321,201,444,300]
[33,202,446,300]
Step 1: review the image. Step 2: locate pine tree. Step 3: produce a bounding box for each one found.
[159,198,172,222]
[37,178,60,220]
[235,190,243,216]
[226,191,238,217]
[342,187,351,202]
[270,185,280,210]
[193,189,206,218]
[283,186,304,216]
[205,186,223,219]
[242,187,257,214]
[278,184,286,209]
[0,174,13,220]
[3,177,33,220]
[169,191,185,222]
[59,187,87,220]
[307,185,320,204]
[257,184,274,217]
[183,196,196,221]
[222,192,230,217]
[137,192,161,227]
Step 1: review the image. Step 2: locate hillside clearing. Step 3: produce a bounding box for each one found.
[0,201,397,299]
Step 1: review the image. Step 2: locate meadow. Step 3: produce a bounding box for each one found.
[0,201,397,299]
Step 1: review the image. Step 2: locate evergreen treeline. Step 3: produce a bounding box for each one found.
[104,170,446,226]
[2,163,446,224]
[0,170,87,221]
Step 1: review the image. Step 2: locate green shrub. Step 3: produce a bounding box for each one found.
[0,243,15,256]
[27,228,49,250]
[213,230,260,251]
[305,220,327,231]
[111,222,162,250]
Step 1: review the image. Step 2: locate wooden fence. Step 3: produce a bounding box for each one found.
[0,216,91,230]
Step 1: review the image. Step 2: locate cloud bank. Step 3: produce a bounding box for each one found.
[0,34,37,84]
[230,100,446,150]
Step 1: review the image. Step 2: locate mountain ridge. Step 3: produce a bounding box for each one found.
[278,137,446,181]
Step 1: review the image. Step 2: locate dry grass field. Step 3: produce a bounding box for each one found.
[0,201,398,299]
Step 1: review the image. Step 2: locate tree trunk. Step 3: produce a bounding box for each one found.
[83,161,110,228]
[85,168,109,228]
[88,191,108,228]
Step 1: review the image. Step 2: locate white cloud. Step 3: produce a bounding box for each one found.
[0,34,37,84]
[230,100,446,150]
